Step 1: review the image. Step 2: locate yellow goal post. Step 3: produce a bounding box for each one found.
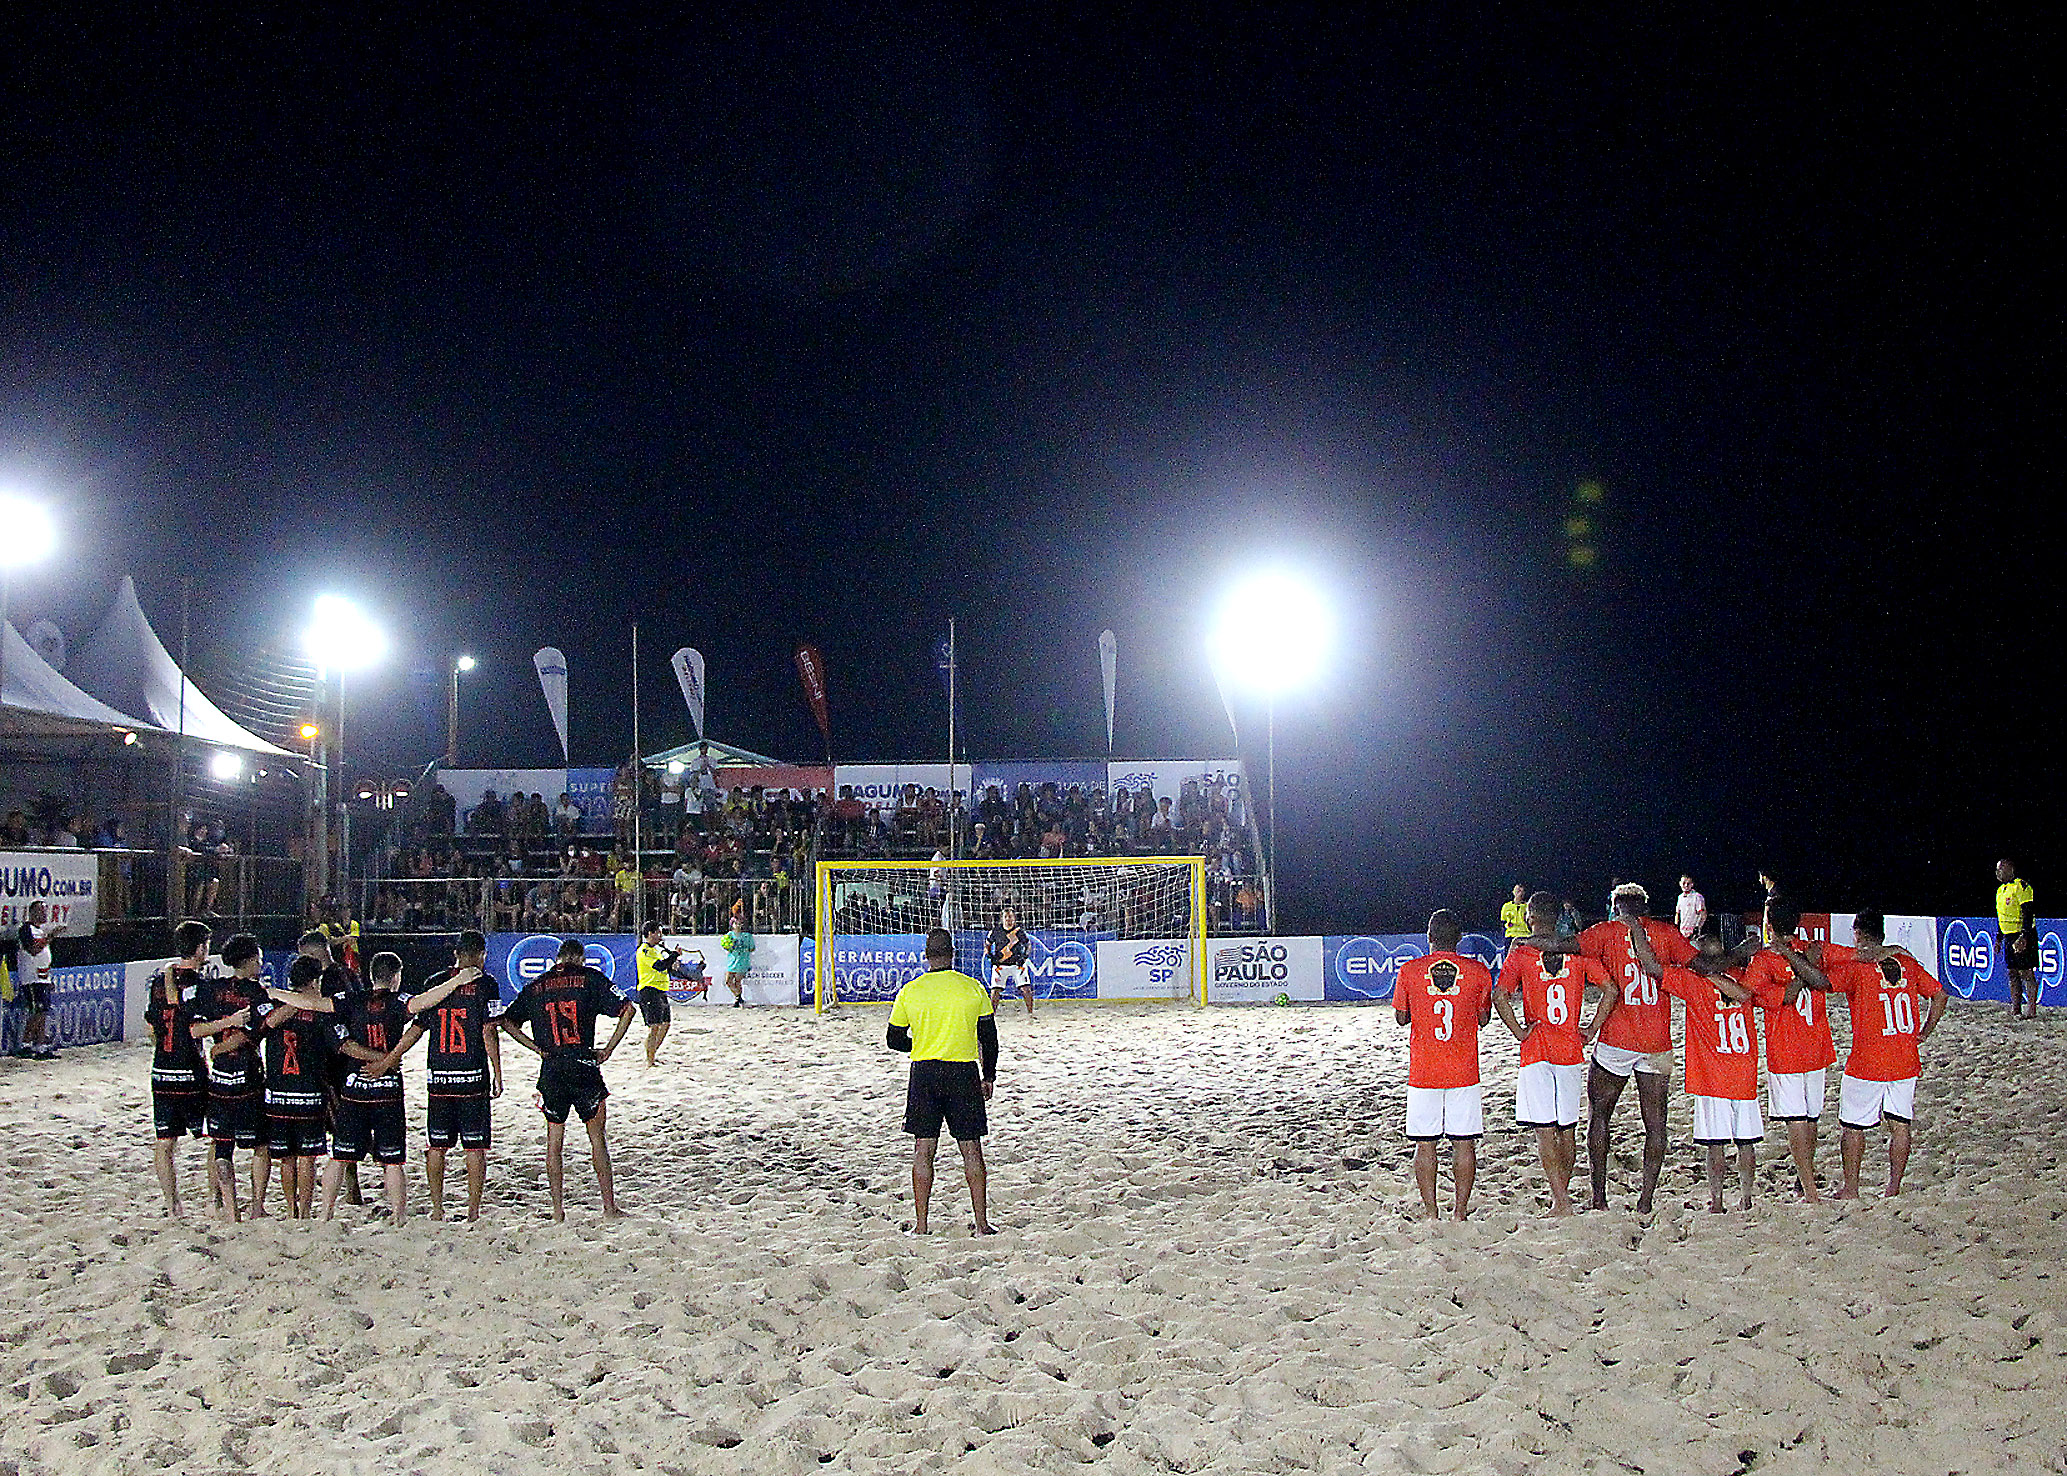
[814,856,1208,1011]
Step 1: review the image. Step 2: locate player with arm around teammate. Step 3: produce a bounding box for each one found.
[320,952,413,1221]
[1822,909,1948,1198]
[1741,902,1836,1201]
[147,920,214,1217]
[367,931,500,1221]
[192,934,272,1222]
[887,927,999,1235]
[256,955,336,1219]
[986,906,1035,1016]
[499,939,637,1221]
[1393,910,1495,1221]
[1494,892,1615,1217]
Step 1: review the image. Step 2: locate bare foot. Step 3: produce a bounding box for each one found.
[601,1206,625,1220]
[430,1209,446,1222]
[1707,1201,1725,1214]
[1548,1203,1574,1218]
[975,1223,997,1236]
[1831,1187,1858,1200]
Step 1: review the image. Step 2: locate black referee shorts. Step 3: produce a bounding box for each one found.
[903,1059,988,1141]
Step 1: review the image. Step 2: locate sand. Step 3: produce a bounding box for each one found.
[3,1000,2065,1475]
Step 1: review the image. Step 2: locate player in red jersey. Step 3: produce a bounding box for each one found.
[1632,921,1768,1212]
[1821,909,1946,1199]
[1495,892,1615,1217]
[1739,901,1835,1201]
[1548,883,1696,1213]
[1392,910,1495,1221]
[147,920,214,1217]
[500,938,637,1221]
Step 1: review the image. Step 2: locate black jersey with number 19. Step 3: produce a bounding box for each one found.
[504,965,624,1058]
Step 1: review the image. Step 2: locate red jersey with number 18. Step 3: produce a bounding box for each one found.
[1393,951,1494,1088]
[1497,946,1610,1067]
[1577,918,1697,1054]
[1659,965,1775,1100]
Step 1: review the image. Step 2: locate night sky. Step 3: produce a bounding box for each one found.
[2,8,2052,931]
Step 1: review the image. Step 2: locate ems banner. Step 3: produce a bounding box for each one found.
[1,851,100,934]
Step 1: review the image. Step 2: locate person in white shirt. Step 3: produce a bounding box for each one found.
[1675,875,1708,940]
[11,900,64,1059]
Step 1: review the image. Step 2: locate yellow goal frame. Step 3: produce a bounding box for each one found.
[814,856,1208,1012]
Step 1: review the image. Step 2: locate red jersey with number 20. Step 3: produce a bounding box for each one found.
[1578,918,1697,1054]
[1659,965,1773,1100]
[1393,951,1494,1088]
[1497,946,1610,1067]
[1827,952,1942,1082]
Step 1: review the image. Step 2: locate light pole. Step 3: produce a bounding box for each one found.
[446,653,475,767]
[1208,568,1331,932]
[304,595,387,907]
[0,490,59,739]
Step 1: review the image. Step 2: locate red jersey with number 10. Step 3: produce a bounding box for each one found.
[1497,946,1610,1067]
[1577,918,1697,1054]
[1393,951,1494,1088]
[1826,952,1942,1082]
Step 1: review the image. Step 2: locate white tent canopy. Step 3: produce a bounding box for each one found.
[66,577,293,756]
[3,619,164,734]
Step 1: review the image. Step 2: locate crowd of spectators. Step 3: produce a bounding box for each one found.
[1,807,134,850]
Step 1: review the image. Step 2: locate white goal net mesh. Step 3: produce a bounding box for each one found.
[817,858,1202,1005]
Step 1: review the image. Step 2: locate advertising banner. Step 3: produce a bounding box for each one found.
[1204,935,1324,1003]
[564,767,617,831]
[670,648,706,739]
[1,850,100,934]
[834,764,954,810]
[1,961,124,1053]
[812,928,1102,1005]
[484,933,638,1008]
[1106,759,1246,806]
[1321,932,1502,1003]
[534,647,570,763]
[481,932,803,1009]
[1095,939,1194,1000]
[657,932,799,1008]
[969,761,1108,804]
[1932,915,2061,1004]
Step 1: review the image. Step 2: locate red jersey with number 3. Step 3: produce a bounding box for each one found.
[1660,965,1772,1100]
[1393,951,1493,1088]
[1497,946,1610,1067]
[1578,919,1696,1053]
[1743,938,1837,1072]
[1827,953,1942,1081]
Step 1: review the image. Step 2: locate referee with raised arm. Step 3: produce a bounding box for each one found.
[887,928,999,1236]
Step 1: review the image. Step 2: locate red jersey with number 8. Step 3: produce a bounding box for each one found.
[1498,946,1610,1067]
[1393,951,1494,1088]
[1578,919,1696,1054]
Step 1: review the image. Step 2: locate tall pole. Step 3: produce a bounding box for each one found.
[445,659,460,768]
[1266,696,1277,932]
[0,569,12,740]
[947,616,958,861]
[631,622,643,935]
[165,579,192,921]
[335,669,348,906]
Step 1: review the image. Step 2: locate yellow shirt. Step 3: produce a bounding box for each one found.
[889,968,993,1064]
[636,942,672,995]
[1997,878,2035,932]
[1500,899,1529,939]
[615,867,640,897]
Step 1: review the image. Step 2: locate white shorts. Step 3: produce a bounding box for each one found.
[1766,1067,1828,1121]
[1515,1061,1586,1128]
[991,964,1030,991]
[1839,1073,1918,1129]
[1406,1084,1483,1141]
[1592,1043,1673,1079]
[1690,1094,1763,1144]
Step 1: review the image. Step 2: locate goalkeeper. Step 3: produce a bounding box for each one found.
[985,906,1035,1016]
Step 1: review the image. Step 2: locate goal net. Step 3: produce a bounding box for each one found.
[813,857,1206,1010]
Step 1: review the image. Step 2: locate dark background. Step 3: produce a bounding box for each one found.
[2,7,2054,930]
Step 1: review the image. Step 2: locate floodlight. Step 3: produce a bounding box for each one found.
[119,729,138,746]
[1208,568,1332,697]
[0,491,57,568]
[456,654,476,672]
[305,594,388,671]
[298,722,321,741]
[210,751,245,781]
[666,759,687,776]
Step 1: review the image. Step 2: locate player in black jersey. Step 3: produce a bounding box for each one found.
[192,934,271,1223]
[255,955,335,1219]
[985,907,1035,1016]
[369,930,502,1221]
[320,952,413,1220]
[298,929,365,1207]
[148,920,213,1218]
[500,938,637,1221]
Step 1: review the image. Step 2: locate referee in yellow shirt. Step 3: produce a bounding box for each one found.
[1500,884,1530,958]
[887,928,999,1235]
[1996,859,2039,1018]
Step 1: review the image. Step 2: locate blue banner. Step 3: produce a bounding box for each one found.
[565,768,618,833]
[483,933,638,1008]
[1938,916,2065,1005]
[806,927,1106,1005]
[1321,931,1505,1003]
[2,961,125,1053]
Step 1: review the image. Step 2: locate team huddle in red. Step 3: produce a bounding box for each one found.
[1392,885,1945,1220]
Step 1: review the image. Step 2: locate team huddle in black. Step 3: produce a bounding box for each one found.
[145,922,637,1223]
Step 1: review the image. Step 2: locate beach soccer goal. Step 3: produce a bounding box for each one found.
[813,856,1207,1010]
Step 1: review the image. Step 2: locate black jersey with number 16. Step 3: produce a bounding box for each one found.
[406,967,505,1092]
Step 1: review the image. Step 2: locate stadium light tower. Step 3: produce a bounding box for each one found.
[303,594,387,903]
[446,652,476,767]
[0,489,59,740]
[1208,568,1332,930]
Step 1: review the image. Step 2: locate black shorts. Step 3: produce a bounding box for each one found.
[427,1092,492,1150]
[21,981,51,1013]
[208,1091,263,1149]
[638,990,671,1026]
[332,1095,408,1163]
[153,1089,207,1141]
[537,1057,608,1125]
[903,1059,988,1141]
[267,1113,328,1158]
[2003,931,2037,971]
